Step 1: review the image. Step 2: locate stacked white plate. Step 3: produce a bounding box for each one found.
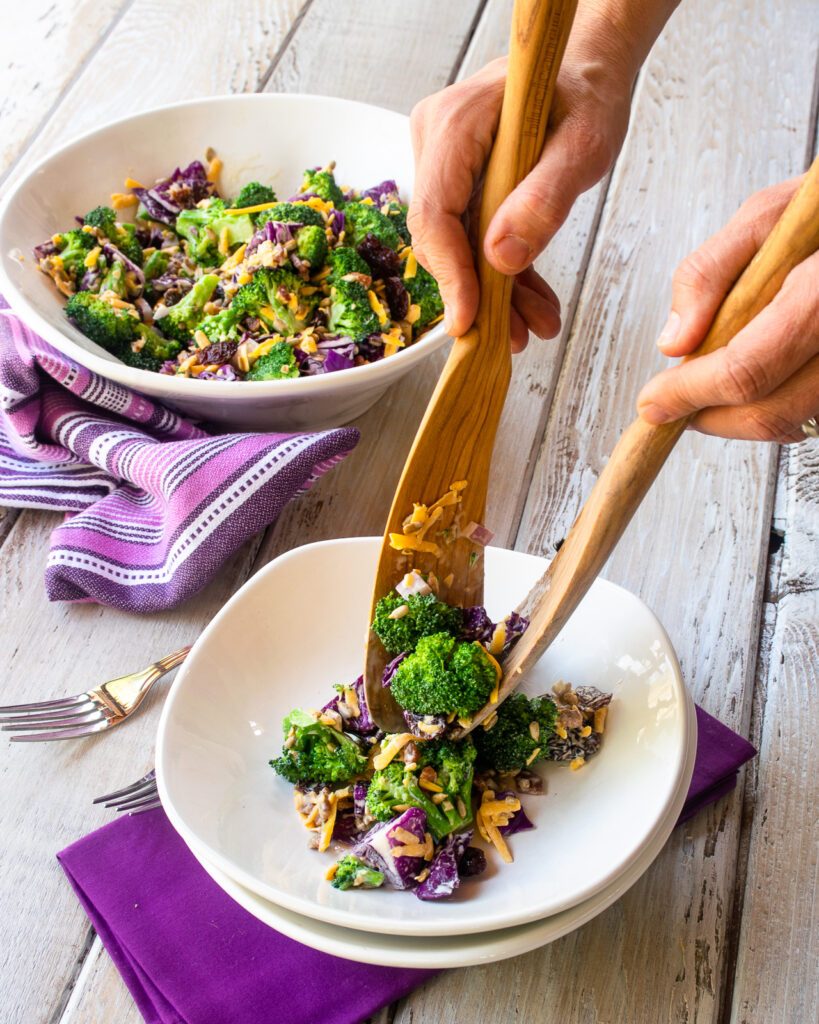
[157,539,696,968]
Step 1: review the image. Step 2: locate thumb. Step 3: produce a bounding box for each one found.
[656,177,801,357]
[483,116,614,275]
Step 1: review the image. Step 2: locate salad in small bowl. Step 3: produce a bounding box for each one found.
[0,94,450,430]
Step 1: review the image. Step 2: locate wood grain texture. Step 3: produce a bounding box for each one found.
[456,156,819,736]
[363,0,578,727]
[0,0,126,183]
[397,0,819,1020]
[728,441,819,1024]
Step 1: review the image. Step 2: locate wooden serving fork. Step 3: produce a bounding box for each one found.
[363,0,580,730]
[451,155,819,737]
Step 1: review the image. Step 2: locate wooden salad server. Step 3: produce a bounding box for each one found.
[451,154,819,738]
[364,0,580,731]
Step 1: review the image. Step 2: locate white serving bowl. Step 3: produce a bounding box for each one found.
[0,94,449,431]
[157,538,691,939]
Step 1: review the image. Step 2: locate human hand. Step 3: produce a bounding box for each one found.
[408,39,635,351]
[637,176,819,443]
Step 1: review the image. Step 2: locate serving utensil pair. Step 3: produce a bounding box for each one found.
[363,0,819,734]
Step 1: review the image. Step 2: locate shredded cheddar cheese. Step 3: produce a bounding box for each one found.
[318,797,338,852]
[124,177,144,189]
[372,733,416,771]
[110,192,139,209]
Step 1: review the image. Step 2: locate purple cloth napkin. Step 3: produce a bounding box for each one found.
[0,298,358,611]
[58,705,754,1024]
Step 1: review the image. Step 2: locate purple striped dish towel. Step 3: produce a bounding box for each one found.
[0,298,359,611]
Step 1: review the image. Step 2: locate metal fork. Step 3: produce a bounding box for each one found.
[94,769,160,814]
[0,647,190,742]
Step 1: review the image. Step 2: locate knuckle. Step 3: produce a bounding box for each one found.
[568,121,615,177]
[743,404,795,443]
[718,348,771,405]
[674,249,720,294]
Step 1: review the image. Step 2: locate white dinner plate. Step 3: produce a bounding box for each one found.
[185,692,697,968]
[158,538,691,937]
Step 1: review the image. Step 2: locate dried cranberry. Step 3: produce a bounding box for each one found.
[356,232,401,279]
[196,340,238,365]
[383,276,409,320]
[459,847,487,878]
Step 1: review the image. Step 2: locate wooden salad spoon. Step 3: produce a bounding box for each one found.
[364,0,580,731]
[451,153,819,738]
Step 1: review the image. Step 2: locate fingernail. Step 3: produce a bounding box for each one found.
[443,312,454,335]
[638,401,673,425]
[656,311,681,351]
[493,235,532,273]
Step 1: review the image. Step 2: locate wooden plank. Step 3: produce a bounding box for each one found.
[0,0,126,183]
[728,441,819,1024]
[394,0,818,1021]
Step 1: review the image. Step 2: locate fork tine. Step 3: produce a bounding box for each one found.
[93,769,156,805]
[2,708,109,733]
[125,797,162,814]
[114,790,160,812]
[0,694,88,714]
[10,719,113,743]
[0,700,98,724]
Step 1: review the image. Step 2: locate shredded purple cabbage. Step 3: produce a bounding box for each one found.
[416,830,473,901]
[382,652,407,687]
[360,179,399,205]
[353,807,427,889]
[321,676,377,735]
[246,220,297,255]
[133,161,215,225]
[461,607,529,658]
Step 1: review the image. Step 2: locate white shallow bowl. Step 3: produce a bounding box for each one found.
[0,94,449,431]
[158,538,691,938]
[185,694,697,968]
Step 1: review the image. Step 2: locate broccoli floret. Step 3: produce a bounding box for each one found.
[405,263,443,330]
[64,290,137,353]
[257,202,324,229]
[232,181,277,214]
[233,266,314,335]
[120,324,182,371]
[344,202,401,250]
[269,709,368,785]
[328,246,371,283]
[384,200,411,244]
[198,305,242,344]
[52,229,96,286]
[390,633,498,718]
[143,250,170,281]
[473,693,557,773]
[245,341,298,381]
[158,274,219,342]
[64,292,179,370]
[301,167,344,207]
[366,737,475,840]
[295,223,327,269]
[371,592,463,655]
[175,199,255,265]
[331,855,384,891]
[83,206,144,265]
[327,278,380,341]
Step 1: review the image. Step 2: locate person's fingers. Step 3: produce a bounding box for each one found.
[637,250,819,423]
[511,279,561,340]
[408,61,506,336]
[517,265,561,313]
[483,66,627,275]
[690,353,819,443]
[655,177,803,357]
[510,306,530,353]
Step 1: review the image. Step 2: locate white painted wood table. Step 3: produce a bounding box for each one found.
[1,2,817,1022]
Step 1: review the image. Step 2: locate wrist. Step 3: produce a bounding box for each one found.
[566,0,679,92]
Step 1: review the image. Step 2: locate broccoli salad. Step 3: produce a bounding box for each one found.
[34,156,444,380]
[270,486,612,901]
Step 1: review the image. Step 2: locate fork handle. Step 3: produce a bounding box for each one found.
[152,646,191,674]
